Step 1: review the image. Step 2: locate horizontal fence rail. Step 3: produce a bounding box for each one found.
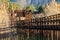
[16,14,60,30]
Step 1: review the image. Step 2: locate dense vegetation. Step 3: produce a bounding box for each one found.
[26,4,35,13]
[3,0,44,14]
[3,0,21,11]
[37,6,44,13]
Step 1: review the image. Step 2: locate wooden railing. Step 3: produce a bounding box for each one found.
[16,14,60,30]
[0,14,60,40]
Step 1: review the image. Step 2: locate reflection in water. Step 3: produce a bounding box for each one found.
[17,29,60,40]
[0,29,60,40]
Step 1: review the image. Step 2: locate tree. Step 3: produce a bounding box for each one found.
[11,2,18,10]
[26,4,35,13]
[3,0,22,11]
[8,2,22,12]
[3,0,11,8]
[37,6,44,13]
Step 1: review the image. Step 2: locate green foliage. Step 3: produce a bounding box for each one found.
[3,0,10,4]
[3,0,22,11]
[26,4,35,13]
[37,5,44,13]
[4,0,11,7]
[9,3,22,11]
[11,2,18,10]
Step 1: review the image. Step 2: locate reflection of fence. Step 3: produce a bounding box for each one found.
[0,27,18,40]
[17,30,60,40]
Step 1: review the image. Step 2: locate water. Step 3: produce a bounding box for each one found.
[0,27,60,40]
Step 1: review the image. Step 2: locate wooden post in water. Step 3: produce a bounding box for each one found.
[57,31,58,40]
[51,31,53,40]
[48,30,50,40]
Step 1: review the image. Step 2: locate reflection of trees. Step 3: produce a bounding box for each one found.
[17,29,52,40]
[17,30,60,40]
